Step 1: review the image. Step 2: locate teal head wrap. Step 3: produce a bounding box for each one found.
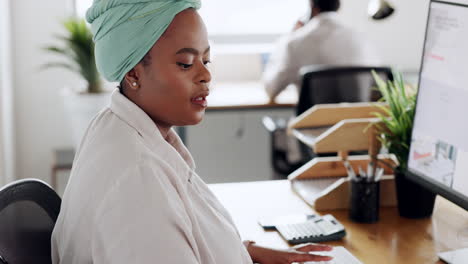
[86,0,202,82]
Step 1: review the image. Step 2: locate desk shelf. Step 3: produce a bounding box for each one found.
[287,102,397,210]
[288,154,396,180]
[291,118,380,153]
[288,102,394,179]
[288,102,387,129]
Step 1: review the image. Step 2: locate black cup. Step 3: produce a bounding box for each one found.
[349,180,380,223]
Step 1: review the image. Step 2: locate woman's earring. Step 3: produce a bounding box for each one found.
[132,82,137,87]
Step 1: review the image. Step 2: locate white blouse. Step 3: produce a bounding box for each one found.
[51,89,253,264]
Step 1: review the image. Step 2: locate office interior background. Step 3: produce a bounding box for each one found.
[0,0,429,194]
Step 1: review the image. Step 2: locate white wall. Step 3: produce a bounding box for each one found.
[11,0,76,184]
[338,0,430,71]
[1,0,15,185]
[0,0,6,185]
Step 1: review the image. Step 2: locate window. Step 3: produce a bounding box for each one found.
[75,0,93,19]
[200,0,308,40]
[76,0,309,43]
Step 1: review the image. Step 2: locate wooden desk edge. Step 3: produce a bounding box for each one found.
[207,103,295,111]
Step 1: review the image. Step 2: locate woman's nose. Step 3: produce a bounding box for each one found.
[198,63,212,84]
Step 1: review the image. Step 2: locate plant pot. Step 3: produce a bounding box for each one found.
[394,169,436,218]
[61,88,111,148]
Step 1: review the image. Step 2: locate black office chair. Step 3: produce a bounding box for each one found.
[296,65,393,116]
[264,66,393,178]
[0,179,61,264]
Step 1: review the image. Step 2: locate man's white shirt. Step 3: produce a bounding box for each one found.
[263,12,381,98]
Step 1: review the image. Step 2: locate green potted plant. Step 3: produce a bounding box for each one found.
[43,18,110,147]
[372,70,436,218]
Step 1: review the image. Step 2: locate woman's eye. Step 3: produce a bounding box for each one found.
[177,62,192,69]
[203,60,211,66]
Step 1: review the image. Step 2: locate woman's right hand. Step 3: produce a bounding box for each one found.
[247,242,333,264]
[292,20,305,31]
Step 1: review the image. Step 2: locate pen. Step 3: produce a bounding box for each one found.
[358,166,366,179]
[374,167,384,182]
[343,159,357,181]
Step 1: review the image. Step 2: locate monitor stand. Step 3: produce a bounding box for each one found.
[438,228,468,264]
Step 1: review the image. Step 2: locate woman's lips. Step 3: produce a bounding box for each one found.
[191,96,207,108]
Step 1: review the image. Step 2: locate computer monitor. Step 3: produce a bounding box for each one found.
[407,0,468,210]
[407,1,468,262]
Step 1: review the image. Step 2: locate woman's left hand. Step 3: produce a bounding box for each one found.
[247,242,333,264]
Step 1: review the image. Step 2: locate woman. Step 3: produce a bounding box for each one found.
[51,0,333,263]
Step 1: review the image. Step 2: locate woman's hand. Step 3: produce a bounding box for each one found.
[292,20,305,31]
[247,242,333,264]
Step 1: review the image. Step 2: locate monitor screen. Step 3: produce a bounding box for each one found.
[407,0,468,210]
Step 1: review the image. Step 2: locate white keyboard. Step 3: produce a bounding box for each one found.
[304,246,362,264]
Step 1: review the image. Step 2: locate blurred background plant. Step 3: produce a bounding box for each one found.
[42,17,102,93]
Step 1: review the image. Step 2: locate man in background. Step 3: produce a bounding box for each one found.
[263,0,380,101]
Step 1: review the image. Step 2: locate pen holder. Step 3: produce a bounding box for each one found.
[349,180,380,223]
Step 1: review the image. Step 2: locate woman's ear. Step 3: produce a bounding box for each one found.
[124,67,142,91]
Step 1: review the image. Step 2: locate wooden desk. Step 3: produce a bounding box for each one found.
[207,82,297,111]
[209,180,468,264]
